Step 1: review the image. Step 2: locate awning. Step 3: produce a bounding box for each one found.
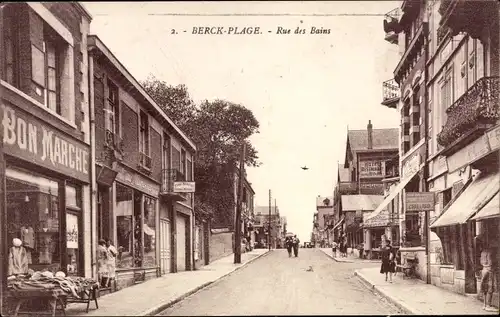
[341,195,384,212]
[365,166,421,221]
[431,171,499,228]
[471,192,500,221]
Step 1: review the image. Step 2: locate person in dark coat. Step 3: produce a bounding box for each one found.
[380,239,396,282]
[292,235,300,257]
[285,236,293,257]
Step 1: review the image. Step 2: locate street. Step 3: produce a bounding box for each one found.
[158,249,402,315]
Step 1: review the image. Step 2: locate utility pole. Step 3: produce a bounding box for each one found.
[268,189,271,251]
[234,143,246,264]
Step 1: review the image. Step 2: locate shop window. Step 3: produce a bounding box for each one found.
[143,196,157,268]
[65,184,81,276]
[116,184,134,269]
[6,168,61,274]
[133,192,143,267]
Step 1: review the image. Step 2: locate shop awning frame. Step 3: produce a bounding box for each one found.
[471,192,500,221]
[364,164,422,222]
[333,218,344,230]
[431,171,499,228]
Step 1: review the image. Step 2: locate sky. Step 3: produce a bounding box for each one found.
[82,1,401,242]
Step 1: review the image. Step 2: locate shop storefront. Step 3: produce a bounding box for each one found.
[2,103,91,278]
[108,164,160,290]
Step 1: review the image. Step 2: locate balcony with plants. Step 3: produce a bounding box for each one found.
[437,76,499,149]
[438,0,499,40]
[383,7,402,44]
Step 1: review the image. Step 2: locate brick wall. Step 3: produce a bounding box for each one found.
[209,231,233,263]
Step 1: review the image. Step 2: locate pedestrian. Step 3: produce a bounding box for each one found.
[97,239,110,287]
[105,238,117,288]
[285,236,293,257]
[332,241,338,257]
[380,239,396,283]
[477,236,497,312]
[292,235,300,257]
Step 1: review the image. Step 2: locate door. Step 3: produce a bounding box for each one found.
[176,215,186,271]
[160,219,171,274]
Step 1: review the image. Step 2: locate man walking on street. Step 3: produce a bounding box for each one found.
[293,235,300,257]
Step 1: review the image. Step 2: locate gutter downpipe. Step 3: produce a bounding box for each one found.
[88,50,97,278]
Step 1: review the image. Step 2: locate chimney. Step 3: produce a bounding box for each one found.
[367,120,373,149]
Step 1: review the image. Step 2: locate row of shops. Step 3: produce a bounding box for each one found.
[0,4,209,308]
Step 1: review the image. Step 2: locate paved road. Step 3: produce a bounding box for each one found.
[158,248,402,315]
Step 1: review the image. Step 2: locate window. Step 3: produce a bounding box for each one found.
[65,184,82,276]
[44,37,60,113]
[187,158,192,181]
[116,184,134,269]
[106,80,120,135]
[6,168,61,274]
[143,196,157,268]
[162,133,171,170]
[181,149,187,176]
[139,111,150,155]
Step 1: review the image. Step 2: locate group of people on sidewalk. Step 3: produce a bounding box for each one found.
[285,235,300,257]
[332,238,348,258]
[97,238,118,288]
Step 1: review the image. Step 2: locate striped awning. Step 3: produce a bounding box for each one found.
[471,192,500,221]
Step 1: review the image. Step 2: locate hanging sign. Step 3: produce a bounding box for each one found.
[405,192,435,212]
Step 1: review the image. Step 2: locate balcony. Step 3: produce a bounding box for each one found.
[381,79,400,108]
[438,0,498,40]
[437,77,499,149]
[138,152,152,173]
[383,8,402,44]
[160,168,187,201]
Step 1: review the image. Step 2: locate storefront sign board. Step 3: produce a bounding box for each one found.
[1,104,90,182]
[405,192,435,212]
[359,160,383,178]
[115,164,160,197]
[447,134,491,173]
[402,151,421,179]
[173,181,196,193]
[431,156,448,178]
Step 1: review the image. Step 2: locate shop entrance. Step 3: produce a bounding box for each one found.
[176,214,187,271]
[159,219,171,274]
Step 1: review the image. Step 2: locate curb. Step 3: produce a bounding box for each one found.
[354,270,415,315]
[142,250,272,316]
[319,249,354,263]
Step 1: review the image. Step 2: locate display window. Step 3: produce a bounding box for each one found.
[66,184,82,276]
[116,183,134,269]
[143,196,157,267]
[5,167,84,277]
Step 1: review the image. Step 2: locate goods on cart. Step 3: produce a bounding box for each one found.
[7,270,99,299]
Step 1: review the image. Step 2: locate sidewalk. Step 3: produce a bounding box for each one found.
[355,267,499,315]
[65,249,270,316]
[319,248,379,263]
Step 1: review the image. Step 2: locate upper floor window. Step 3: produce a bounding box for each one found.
[162,133,171,169]
[105,79,120,135]
[440,66,454,110]
[186,157,192,181]
[180,149,187,176]
[139,110,150,155]
[1,4,75,124]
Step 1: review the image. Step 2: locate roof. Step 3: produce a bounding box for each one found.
[316,196,333,208]
[255,206,279,215]
[341,195,384,212]
[338,164,350,182]
[347,128,399,151]
[87,35,196,152]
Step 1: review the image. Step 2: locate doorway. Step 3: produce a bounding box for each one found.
[159,219,171,275]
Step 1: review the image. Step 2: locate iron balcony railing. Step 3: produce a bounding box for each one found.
[160,168,186,193]
[382,79,400,105]
[437,76,499,148]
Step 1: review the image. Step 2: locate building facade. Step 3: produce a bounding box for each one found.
[380,0,499,305]
[254,206,280,249]
[1,2,93,280]
[87,35,197,290]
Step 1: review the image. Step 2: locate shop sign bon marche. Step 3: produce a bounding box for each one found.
[1,104,89,182]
